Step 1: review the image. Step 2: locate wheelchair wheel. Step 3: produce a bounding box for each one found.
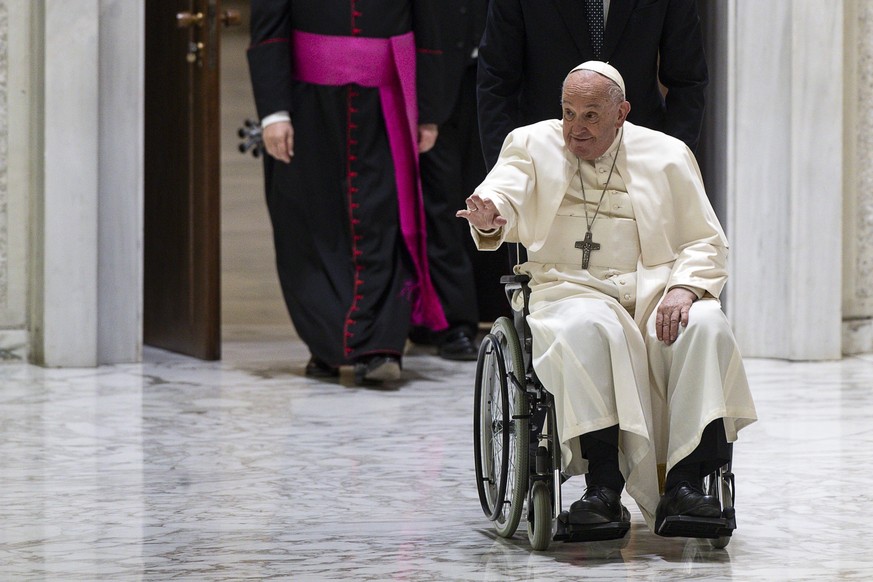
[527,480,552,551]
[473,317,530,538]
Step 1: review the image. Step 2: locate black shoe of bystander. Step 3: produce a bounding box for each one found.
[438,328,478,361]
[305,357,339,378]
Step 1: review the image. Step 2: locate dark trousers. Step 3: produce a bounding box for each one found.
[671,418,733,482]
[581,419,732,494]
[419,64,511,328]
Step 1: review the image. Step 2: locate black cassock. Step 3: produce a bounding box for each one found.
[248,1,446,367]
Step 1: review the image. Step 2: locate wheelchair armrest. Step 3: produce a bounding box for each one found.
[499,274,531,285]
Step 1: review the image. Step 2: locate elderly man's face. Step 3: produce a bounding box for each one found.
[561,72,630,160]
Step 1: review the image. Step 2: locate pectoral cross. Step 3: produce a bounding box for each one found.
[575,231,600,270]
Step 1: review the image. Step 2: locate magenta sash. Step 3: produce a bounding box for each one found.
[292,30,448,331]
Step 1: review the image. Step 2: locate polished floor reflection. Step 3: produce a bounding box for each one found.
[2,344,873,580]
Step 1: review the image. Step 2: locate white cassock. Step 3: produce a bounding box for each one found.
[471,120,758,530]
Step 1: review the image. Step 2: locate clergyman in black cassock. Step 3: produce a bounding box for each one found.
[247,1,448,383]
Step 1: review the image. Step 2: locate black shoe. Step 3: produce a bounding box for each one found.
[568,485,630,525]
[438,328,478,361]
[655,482,721,530]
[408,326,435,346]
[354,354,401,385]
[305,357,339,378]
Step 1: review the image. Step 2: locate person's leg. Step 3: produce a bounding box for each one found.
[646,299,754,471]
[664,418,732,492]
[460,65,512,324]
[526,294,650,526]
[568,425,630,525]
[346,88,414,383]
[417,73,479,360]
[264,85,350,370]
[645,301,748,530]
[655,419,730,529]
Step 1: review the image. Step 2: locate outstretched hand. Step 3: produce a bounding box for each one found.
[455,194,508,232]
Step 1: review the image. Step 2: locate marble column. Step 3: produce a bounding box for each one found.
[32,0,101,366]
[0,0,29,362]
[96,0,144,364]
[24,0,144,366]
[726,0,844,360]
[843,0,873,354]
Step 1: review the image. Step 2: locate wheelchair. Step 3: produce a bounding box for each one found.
[473,273,737,551]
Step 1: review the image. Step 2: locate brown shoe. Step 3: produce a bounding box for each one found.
[354,355,401,385]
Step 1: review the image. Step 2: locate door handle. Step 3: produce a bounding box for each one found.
[221,9,241,27]
[178,9,239,28]
[176,11,204,28]
[177,7,240,68]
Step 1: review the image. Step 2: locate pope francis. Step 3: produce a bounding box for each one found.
[457,61,757,536]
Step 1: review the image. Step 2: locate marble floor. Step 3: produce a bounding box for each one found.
[3,339,873,581]
[4,19,873,582]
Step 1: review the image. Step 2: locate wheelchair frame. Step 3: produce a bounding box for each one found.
[473,273,737,551]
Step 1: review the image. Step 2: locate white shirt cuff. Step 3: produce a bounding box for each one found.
[261,111,291,128]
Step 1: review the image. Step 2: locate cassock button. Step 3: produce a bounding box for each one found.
[619,280,626,285]
[624,294,631,300]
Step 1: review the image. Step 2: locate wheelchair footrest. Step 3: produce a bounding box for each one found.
[657,514,734,539]
[554,511,630,543]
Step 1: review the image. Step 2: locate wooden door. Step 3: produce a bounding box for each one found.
[144,0,238,360]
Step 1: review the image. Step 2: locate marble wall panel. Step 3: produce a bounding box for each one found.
[0,0,29,362]
[0,0,9,310]
[97,0,144,364]
[842,0,873,353]
[730,0,843,360]
[854,2,873,309]
[729,1,793,356]
[39,1,100,366]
